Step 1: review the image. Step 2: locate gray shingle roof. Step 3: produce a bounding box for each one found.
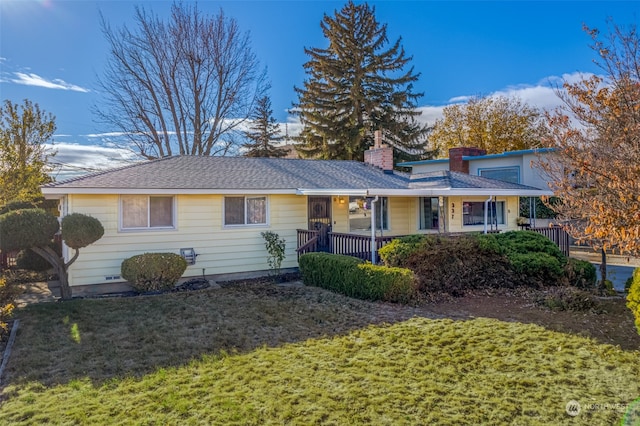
[409,170,543,191]
[43,156,411,190]
[42,156,550,196]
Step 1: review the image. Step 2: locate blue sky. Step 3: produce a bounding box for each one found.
[1,0,639,179]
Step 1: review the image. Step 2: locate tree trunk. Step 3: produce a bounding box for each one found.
[31,245,73,300]
[599,248,607,292]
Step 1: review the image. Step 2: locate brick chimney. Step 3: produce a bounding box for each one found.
[364,130,394,173]
[448,147,486,173]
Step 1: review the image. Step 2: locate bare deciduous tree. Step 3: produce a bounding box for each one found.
[96,2,266,159]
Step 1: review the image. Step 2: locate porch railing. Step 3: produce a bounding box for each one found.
[296,229,319,259]
[329,232,400,261]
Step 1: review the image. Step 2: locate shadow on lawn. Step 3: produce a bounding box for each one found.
[3,281,639,390]
[2,282,440,389]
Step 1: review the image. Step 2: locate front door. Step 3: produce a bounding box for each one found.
[308,196,332,252]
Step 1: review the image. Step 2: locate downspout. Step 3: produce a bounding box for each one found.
[483,195,493,234]
[370,195,379,264]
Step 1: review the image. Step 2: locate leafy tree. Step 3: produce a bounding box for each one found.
[96,2,266,159]
[0,99,56,205]
[0,209,104,300]
[293,0,429,162]
[242,95,288,158]
[430,95,548,156]
[539,21,640,258]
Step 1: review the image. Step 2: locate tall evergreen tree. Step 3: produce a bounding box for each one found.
[293,0,429,162]
[242,95,288,158]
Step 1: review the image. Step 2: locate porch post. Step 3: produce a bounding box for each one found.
[370,196,379,264]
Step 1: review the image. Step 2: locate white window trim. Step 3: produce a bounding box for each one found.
[119,195,177,232]
[223,195,270,227]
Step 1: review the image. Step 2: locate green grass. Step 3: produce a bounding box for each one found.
[1,285,639,425]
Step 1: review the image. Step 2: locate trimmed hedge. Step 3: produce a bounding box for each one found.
[299,252,416,303]
[121,253,188,293]
[626,267,640,335]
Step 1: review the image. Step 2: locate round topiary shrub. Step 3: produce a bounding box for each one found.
[0,208,59,251]
[61,213,104,249]
[121,252,188,293]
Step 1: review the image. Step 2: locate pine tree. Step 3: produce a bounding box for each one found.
[293,0,429,162]
[242,96,288,158]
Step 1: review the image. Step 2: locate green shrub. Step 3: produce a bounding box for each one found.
[299,252,415,303]
[495,231,566,265]
[537,287,598,312]
[61,213,104,249]
[350,263,416,303]
[493,231,567,285]
[627,268,640,334]
[563,258,597,289]
[0,209,59,251]
[299,252,363,294]
[379,234,430,267]
[508,252,564,283]
[121,253,188,293]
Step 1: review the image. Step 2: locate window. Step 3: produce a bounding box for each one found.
[462,201,505,226]
[224,196,267,226]
[349,196,388,232]
[479,167,519,184]
[121,195,174,230]
[419,197,439,230]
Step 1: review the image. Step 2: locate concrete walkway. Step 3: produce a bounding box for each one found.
[14,282,57,307]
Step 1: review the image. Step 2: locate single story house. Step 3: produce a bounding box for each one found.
[41,138,553,295]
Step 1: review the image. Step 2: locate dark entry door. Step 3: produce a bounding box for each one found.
[308,196,332,252]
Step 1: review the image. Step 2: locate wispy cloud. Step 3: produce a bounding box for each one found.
[47,142,140,181]
[11,72,90,92]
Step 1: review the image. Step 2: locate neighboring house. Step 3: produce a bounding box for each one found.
[41,139,552,295]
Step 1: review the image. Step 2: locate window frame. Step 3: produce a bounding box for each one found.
[462,200,506,226]
[419,197,440,230]
[223,195,269,227]
[478,166,520,184]
[119,195,176,231]
[348,196,389,233]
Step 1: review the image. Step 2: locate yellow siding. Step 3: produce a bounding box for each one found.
[66,194,307,287]
[446,195,519,233]
[65,192,521,287]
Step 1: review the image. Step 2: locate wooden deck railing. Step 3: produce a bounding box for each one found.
[296,229,320,259]
[329,232,401,261]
